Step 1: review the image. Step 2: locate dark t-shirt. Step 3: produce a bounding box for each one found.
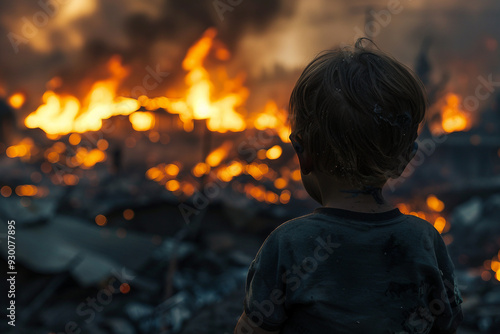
[243,207,463,334]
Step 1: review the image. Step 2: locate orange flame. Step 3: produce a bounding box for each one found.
[206,141,233,167]
[25,56,140,136]
[25,28,291,145]
[426,194,445,212]
[254,101,290,143]
[396,200,450,235]
[141,28,248,133]
[441,93,470,133]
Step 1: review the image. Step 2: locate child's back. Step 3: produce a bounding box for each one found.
[244,208,462,333]
[235,38,463,334]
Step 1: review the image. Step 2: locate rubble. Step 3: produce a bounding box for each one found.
[447,194,500,333]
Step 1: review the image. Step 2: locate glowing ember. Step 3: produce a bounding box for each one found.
[192,162,210,177]
[95,214,107,226]
[120,283,131,294]
[291,169,301,181]
[441,93,470,133]
[433,216,447,233]
[68,133,81,145]
[25,56,140,136]
[426,194,445,212]
[15,185,38,197]
[166,180,180,192]
[274,178,287,189]
[6,138,35,160]
[279,190,291,204]
[1,186,12,197]
[129,112,155,131]
[146,167,163,181]
[266,145,282,160]
[226,161,243,177]
[181,182,196,196]
[97,139,109,151]
[396,201,450,234]
[483,254,500,282]
[165,164,180,176]
[123,209,135,220]
[8,92,25,109]
[206,141,233,167]
[63,174,79,186]
[67,147,106,169]
[491,260,500,272]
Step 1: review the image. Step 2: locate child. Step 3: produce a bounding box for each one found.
[234,38,463,334]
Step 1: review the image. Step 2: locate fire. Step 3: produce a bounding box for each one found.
[15,185,38,197]
[68,133,81,145]
[129,112,155,131]
[266,145,283,160]
[426,194,445,212]
[19,28,297,200]
[396,199,449,234]
[483,252,500,281]
[206,141,233,167]
[6,138,35,160]
[192,163,211,177]
[8,92,25,109]
[433,217,447,233]
[254,101,291,143]
[441,93,470,133]
[146,28,248,133]
[25,56,140,136]
[1,186,12,197]
[24,28,290,144]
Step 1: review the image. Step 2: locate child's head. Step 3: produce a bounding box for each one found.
[289,38,427,189]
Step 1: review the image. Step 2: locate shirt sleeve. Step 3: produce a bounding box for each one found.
[243,232,288,331]
[429,232,464,333]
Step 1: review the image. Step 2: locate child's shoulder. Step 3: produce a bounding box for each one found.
[271,212,317,234]
[268,210,442,243]
[401,213,443,237]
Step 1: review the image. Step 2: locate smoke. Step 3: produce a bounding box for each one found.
[0,0,499,119]
[0,0,294,115]
[236,0,500,116]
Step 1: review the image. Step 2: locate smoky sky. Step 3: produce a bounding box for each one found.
[0,0,294,111]
[0,0,499,119]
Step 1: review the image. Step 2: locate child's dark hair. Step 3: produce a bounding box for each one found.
[289,38,427,187]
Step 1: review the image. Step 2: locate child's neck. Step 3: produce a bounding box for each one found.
[314,173,395,213]
[320,190,395,213]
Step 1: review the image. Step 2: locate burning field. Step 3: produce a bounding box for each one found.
[1,0,500,333]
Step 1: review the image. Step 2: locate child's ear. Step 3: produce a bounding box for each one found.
[290,134,314,175]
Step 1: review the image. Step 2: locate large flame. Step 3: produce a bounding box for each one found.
[142,28,248,133]
[25,28,289,141]
[25,56,140,136]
